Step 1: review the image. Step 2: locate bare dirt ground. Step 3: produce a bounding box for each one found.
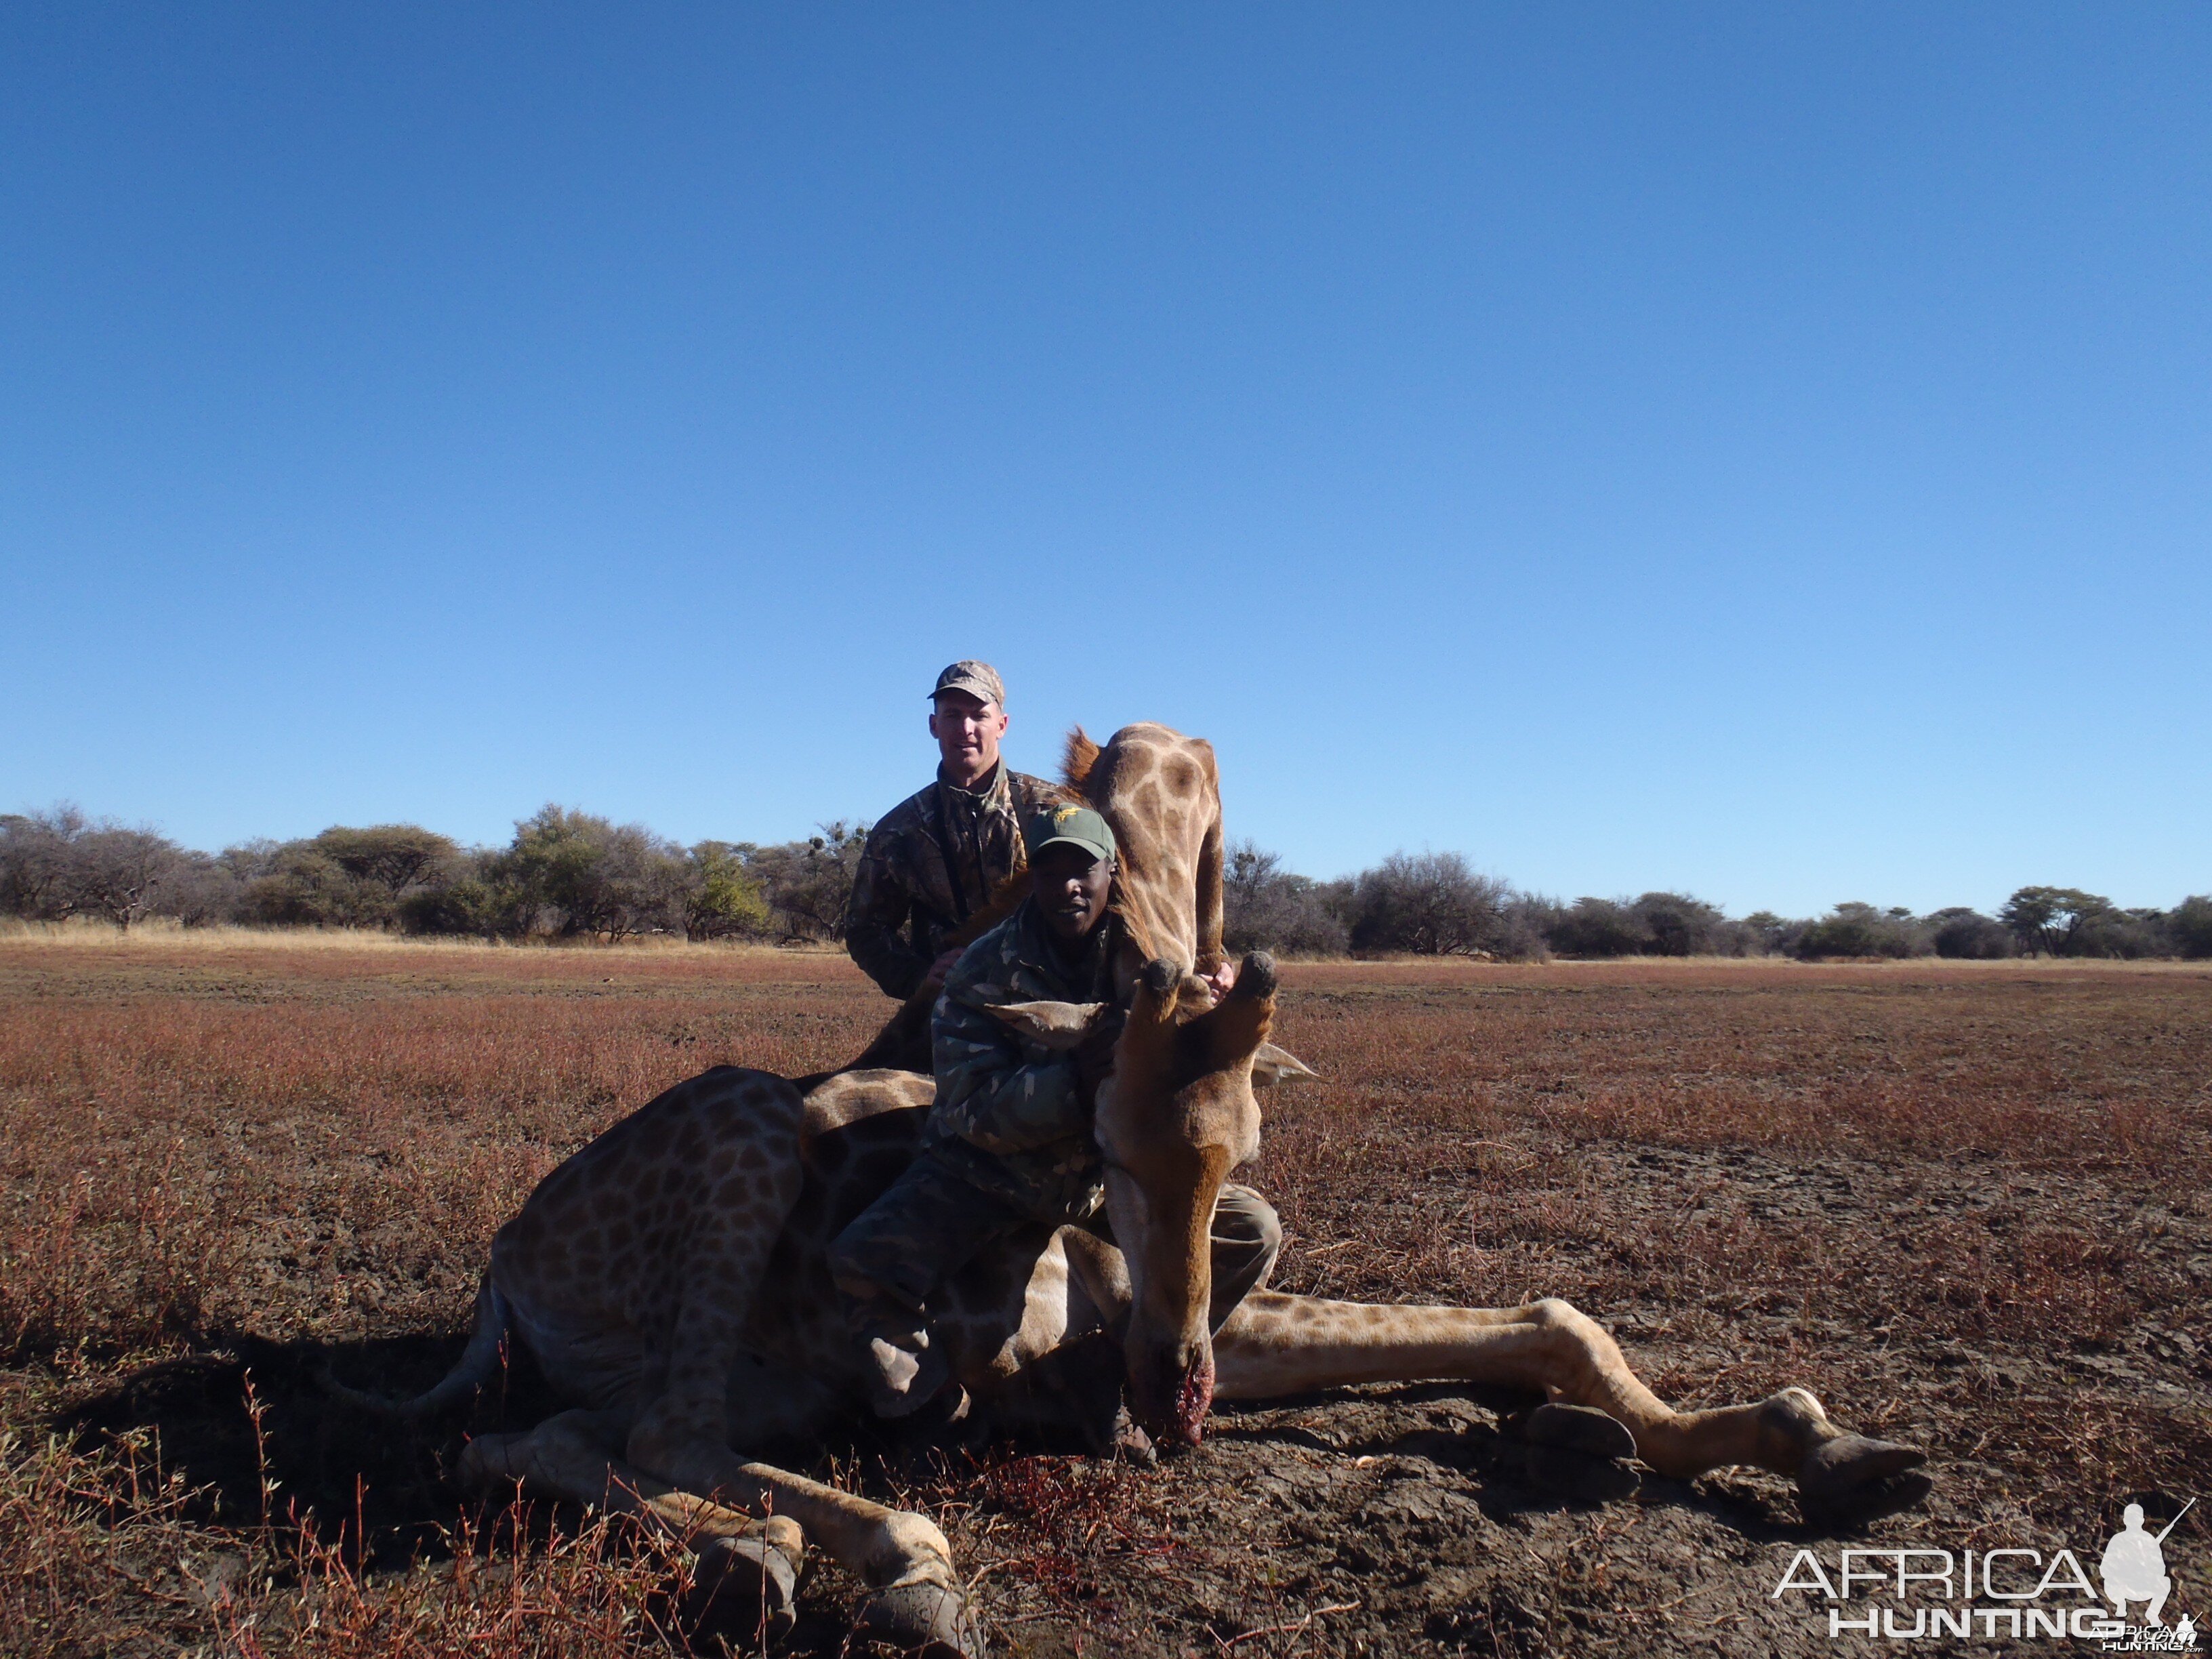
[3,933,2207,1656]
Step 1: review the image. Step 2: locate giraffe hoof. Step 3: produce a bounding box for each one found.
[682,1532,800,1643]
[1517,1403,1638,1462]
[1141,958,1181,997]
[854,1580,984,1658]
[1798,1435,1931,1524]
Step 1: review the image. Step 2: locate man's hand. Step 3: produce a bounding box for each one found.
[1201,958,1238,1001]
[1074,1007,1127,1099]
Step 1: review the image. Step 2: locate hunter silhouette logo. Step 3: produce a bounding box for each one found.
[2102,1500,2190,1626]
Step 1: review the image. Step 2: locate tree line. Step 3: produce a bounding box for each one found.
[3,805,2206,961]
[1218,846,2212,962]
[0,806,864,943]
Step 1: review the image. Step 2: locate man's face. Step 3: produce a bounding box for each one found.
[928,691,1008,779]
[1033,844,1113,941]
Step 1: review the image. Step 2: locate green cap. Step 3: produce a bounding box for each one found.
[1024,803,1116,864]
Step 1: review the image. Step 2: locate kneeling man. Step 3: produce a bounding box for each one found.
[828,803,1280,1416]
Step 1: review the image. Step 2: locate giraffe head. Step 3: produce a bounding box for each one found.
[991,949,1307,1446]
[1103,951,1302,1445]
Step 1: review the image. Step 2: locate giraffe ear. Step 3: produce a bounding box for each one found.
[1250,1043,1317,1088]
[984,1000,1111,1051]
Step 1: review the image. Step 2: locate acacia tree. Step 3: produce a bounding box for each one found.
[1999,886,2113,956]
[309,825,458,897]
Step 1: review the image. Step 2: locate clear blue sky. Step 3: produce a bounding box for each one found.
[3,5,2206,918]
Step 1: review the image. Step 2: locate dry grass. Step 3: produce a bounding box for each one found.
[1256,959,2212,1525]
[1,938,2207,1655]
[1,1418,710,1659]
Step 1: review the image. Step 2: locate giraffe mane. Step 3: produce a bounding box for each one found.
[1061,726,1102,792]
[1061,724,1166,963]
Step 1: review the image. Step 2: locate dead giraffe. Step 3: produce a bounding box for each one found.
[330,722,1926,1657]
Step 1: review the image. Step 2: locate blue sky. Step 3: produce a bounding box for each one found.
[3,5,2206,917]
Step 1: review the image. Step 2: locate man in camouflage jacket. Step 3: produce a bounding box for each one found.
[843,659,1063,1000]
[828,803,1281,1417]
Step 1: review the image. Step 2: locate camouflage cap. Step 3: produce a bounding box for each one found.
[1025,803,1116,864]
[930,661,1005,708]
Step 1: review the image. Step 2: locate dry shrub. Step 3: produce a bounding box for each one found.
[1263,958,2212,1170]
[0,1424,701,1659]
[0,942,882,1362]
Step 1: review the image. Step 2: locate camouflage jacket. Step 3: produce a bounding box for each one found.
[844,764,1060,1000]
[924,897,1124,1224]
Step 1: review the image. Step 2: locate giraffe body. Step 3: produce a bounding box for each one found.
[338,724,1926,1657]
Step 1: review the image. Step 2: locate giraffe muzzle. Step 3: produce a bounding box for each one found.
[1171,1349,1216,1446]
[1130,1339,1216,1448]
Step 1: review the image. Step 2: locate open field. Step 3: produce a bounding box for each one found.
[3,935,2208,1656]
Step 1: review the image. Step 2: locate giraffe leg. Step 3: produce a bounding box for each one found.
[634,1435,980,1656]
[457,1408,805,1643]
[464,1403,977,1654]
[1211,1292,1927,1517]
[612,1109,981,1654]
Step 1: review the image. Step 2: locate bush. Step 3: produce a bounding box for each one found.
[1927,908,2014,960]
[1490,894,1557,963]
[1542,892,1750,958]
[1545,897,1646,958]
[150,853,247,927]
[491,806,691,941]
[2171,896,2212,961]
[245,846,390,928]
[743,821,869,940]
[684,842,774,941]
[0,808,82,919]
[1222,841,1351,956]
[1742,911,1800,956]
[1794,903,1930,960]
[0,807,184,930]
[2072,907,2178,960]
[1347,852,1509,956]
[237,825,463,929]
[398,872,508,938]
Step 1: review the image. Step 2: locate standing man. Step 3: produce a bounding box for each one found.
[845,661,1063,1001]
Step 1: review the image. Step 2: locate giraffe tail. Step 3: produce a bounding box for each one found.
[319,1273,514,1421]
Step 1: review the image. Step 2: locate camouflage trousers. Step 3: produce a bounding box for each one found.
[827,1148,1282,1354]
